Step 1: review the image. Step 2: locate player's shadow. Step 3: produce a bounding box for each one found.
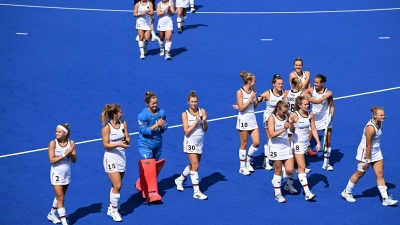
[146,48,162,56]
[307,173,329,189]
[171,47,188,57]
[306,149,343,167]
[119,192,145,216]
[159,173,180,197]
[194,5,204,11]
[184,24,209,31]
[200,172,227,192]
[67,203,102,225]
[353,182,397,200]
[253,153,267,170]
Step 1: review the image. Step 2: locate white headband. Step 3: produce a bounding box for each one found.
[57,125,68,135]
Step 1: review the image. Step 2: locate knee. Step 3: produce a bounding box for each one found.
[190,163,199,171]
[285,169,294,175]
[252,142,260,148]
[56,196,65,203]
[376,170,384,179]
[242,140,248,146]
[113,183,122,192]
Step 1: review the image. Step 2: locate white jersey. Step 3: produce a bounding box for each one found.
[176,0,189,8]
[311,87,331,130]
[103,121,127,173]
[292,71,308,91]
[236,88,258,130]
[136,1,152,30]
[291,111,310,144]
[263,89,284,127]
[286,90,302,113]
[183,108,204,154]
[157,0,173,31]
[356,119,383,162]
[50,139,71,185]
[268,114,293,160]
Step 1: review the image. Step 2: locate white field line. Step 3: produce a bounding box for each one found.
[1,86,399,158]
[1,3,400,14]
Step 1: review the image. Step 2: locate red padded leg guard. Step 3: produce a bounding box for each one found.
[138,159,162,202]
[156,158,165,176]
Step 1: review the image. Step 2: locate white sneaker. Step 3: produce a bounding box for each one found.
[175,178,184,191]
[382,195,398,206]
[135,35,139,42]
[152,35,160,42]
[305,168,311,173]
[246,162,254,172]
[107,207,122,222]
[239,167,250,176]
[140,54,145,59]
[284,184,298,194]
[193,190,208,200]
[262,162,273,170]
[322,164,333,171]
[275,194,286,203]
[165,53,171,60]
[190,8,196,13]
[341,189,356,202]
[160,48,165,56]
[47,212,61,224]
[305,191,316,201]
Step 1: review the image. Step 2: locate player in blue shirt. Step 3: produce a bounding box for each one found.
[136,91,168,203]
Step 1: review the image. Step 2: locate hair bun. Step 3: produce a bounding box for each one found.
[370,106,377,112]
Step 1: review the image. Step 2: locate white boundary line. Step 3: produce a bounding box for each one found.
[1,3,400,14]
[1,86,399,159]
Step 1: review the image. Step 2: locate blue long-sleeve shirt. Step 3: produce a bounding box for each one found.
[138,107,168,149]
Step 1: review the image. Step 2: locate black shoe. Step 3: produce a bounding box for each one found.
[178,27,182,34]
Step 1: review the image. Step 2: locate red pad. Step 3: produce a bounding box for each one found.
[136,158,166,193]
[137,159,160,200]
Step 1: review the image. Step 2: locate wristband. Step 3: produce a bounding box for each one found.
[365,159,371,163]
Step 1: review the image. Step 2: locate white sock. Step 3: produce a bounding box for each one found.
[51,197,58,214]
[57,207,67,225]
[190,0,194,7]
[190,171,200,192]
[178,165,190,181]
[272,174,282,196]
[177,18,182,28]
[165,41,172,52]
[264,144,269,164]
[378,186,388,199]
[239,149,246,168]
[282,166,288,179]
[246,145,258,164]
[298,173,310,192]
[182,16,186,26]
[345,180,355,193]
[138,41,144,55]
[110,188,120,209]
[151,30,156,37]
[324,147,331,165]
[287,170,296,186]
[159,41,164,49]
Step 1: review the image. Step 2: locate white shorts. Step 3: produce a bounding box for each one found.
[136,17,151,31]
[103,152,126,173]
[176,0,189,8]
[50,167,71,185]
[314,113,332,130]
[356,146,383,163]
[263,112,271,129]
[292,142,309,154]
[184,138,203,154]
[157,18,173,31]
[269,145,293,161]
[237,114,258,130]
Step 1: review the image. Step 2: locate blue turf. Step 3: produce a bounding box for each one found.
[1,1,400,224]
